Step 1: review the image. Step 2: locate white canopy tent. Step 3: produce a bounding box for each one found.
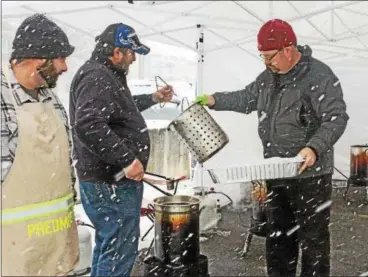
[2,1,368,182]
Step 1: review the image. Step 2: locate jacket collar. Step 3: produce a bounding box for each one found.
[3,63,52,105]
[269,44,313,87]
[90,51,127,84]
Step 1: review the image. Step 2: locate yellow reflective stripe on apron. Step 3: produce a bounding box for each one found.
[2,193,74,225]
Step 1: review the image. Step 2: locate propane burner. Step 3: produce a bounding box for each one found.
[143,254,209,277]
[143,195,210,277]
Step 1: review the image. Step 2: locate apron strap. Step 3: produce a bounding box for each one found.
[2,63,20,107]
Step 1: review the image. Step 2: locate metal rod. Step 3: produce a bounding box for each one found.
[205,27,259,60]
[333,10,368,49]
[287,1,330,41]
[111,2,261,26]
[330,1,335,38]
[340,7,368,18]
[286,1,363,22]
[21,5,94,38]
[109,5,197,53]
[3,3,110,18]
[231,1,265,23]
[140,26,198,39]
[136,1,215,34]
[269,1,273,19]
[196,24,205,189]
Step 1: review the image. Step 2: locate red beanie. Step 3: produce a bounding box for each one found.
[257,19,297,51]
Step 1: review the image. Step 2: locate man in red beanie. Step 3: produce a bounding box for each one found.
[195,19,349,277]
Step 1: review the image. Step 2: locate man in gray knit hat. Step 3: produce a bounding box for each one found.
[1,13,79,276]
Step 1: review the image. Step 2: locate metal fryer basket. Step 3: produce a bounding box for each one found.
[167,103,229,164]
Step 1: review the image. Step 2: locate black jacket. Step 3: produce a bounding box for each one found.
[211,45,349,179]
[69,52,156,183]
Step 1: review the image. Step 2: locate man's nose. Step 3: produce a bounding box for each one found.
[60,59,68,72]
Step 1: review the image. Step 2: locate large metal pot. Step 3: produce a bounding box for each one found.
[153,195,201,266]
[349,144,368,186]
[167,103,229,164]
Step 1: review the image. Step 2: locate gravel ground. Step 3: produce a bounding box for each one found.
[133,186,368,276]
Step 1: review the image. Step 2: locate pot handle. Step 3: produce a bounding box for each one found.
[181,97,190,112]
[198,205,206,215]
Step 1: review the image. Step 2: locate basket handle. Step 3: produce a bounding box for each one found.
[181,97,190,112]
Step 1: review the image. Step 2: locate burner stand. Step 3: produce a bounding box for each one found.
[143,254,210,277]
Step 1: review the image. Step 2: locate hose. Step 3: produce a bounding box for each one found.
[207,190,233,207]
[77,221,95,230]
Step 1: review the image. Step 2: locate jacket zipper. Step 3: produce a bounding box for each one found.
[269,89,284,150]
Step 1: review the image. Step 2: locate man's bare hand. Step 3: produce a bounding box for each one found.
[124,159,144,181]
[298,147,317,174]
[152,85,174,103]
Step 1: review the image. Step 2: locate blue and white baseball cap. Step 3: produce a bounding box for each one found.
[95,23,150,55]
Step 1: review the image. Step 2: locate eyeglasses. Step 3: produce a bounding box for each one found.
[259,48,282,62]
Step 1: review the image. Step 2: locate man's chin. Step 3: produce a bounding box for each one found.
[268,66,279,73]
[42,76,59,88]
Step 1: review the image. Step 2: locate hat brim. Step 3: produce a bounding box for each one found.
[62,45,75,57]
[10,44,75,59]
[133,44,150,55]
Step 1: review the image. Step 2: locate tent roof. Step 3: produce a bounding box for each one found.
[2,1,367,179]
[3,1,368,65]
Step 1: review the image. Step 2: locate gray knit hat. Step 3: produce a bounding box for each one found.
[10,13,75,59]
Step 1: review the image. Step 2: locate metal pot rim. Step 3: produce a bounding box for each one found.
[153,195,201,206]
[350,144,368,148]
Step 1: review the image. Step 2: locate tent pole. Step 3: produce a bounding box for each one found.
[195,24,205,187]
[196,24,204,98]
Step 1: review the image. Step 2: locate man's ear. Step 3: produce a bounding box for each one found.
[112,47,122,57]
[33,59,47,67]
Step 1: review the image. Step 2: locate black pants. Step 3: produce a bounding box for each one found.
[265,174,332,277]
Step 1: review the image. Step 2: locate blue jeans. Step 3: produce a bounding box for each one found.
[79,180,143,276]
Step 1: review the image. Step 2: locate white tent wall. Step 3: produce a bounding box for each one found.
[2,1,368,200]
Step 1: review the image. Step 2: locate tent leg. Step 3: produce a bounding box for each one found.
[194,24,205,188]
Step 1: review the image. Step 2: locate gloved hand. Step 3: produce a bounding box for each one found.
[194,94,215,107]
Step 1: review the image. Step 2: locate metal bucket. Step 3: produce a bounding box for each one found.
[349,144,368,186]
[249,181,268,237]
[153,195,201,266]
[167,103,229,164]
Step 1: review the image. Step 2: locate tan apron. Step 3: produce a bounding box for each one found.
[1,66,80,276]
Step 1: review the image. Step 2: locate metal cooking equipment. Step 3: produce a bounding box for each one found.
[167,103,229,164]
[206,156,304,184]
[153,195,201,266]
[349,144,368,187]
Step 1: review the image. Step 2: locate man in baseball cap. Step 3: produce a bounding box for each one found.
[69,22,173,276]
[195,19,349,277]
[1,13,79,276]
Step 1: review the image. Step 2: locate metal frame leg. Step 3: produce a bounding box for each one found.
[240,232,253,257]
[141,211,155,241]
[343,180,351,201]
[141,224,154,241]
[143,238,156,260]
